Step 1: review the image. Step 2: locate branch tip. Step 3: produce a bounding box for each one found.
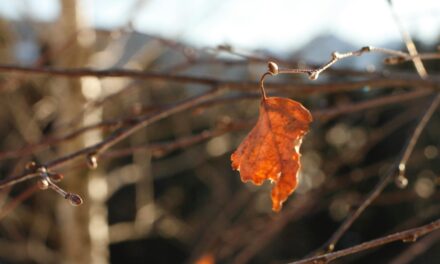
[395,175,408,189]
[65,193,83,206]
[35,165,83,206]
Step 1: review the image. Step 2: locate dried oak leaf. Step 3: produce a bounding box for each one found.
[231,97,312,212]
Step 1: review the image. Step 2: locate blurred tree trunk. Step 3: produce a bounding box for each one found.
[51,1,100,263]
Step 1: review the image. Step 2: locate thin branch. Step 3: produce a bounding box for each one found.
[387,0,428,78]
[385,53,440,65]
[258,46,439,97]
[0,64,219,85]
[96,89,432,160]
[0,87,429,162]
[288,218,440,264]
[317,93,440,253]
[0,64,439,95]
[397,93,440,175]
[387,0,433,176]
[313,89,432,120]
[0,88,220,189]
[305,6,440,255]
[262,46,433,83]
[389,229,440,264]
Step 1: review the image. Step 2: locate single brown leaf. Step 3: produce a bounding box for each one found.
[231,97,312,212]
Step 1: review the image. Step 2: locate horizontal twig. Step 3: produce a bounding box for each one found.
[0,64,439,95]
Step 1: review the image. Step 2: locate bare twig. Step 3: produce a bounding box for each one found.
[258,46,440,98]
[288,218,440,264]
[0,86,429,163]
[385,53,440,65]
[387,0,428,78]
[262,46,434,83]
[318,94,440,253]
[313,89,432,120]
[0,88,220,189]
[389,229,440,264]
[0,64,219,85]
[0,64,439,95]
[301,6,440,257]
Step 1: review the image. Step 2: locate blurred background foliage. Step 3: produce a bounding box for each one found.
[0,1,439,264]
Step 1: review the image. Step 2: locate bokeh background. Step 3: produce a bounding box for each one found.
[0,0,439,263]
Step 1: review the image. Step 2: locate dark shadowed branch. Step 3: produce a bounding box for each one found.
[289,218,440,264]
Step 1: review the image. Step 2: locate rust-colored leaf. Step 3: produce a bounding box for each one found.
[231,97,312,212]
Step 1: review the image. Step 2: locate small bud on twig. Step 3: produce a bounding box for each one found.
[35,165,84,207]
[48,172,64,182]
[37,166,48,174]
[25,161,38,171]
[331,52,340,59]
[395,174,408,189]
[326,244,335,252]
[267,61,279,75]
[37,179,49,190]
[86,153,98,169]
[65,193,83,206]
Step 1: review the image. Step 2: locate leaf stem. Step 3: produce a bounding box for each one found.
[259,72,271,100]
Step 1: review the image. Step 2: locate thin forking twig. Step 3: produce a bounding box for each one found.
[258,45,439,97]
[387,0,428,78]
[318,94,440,253]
